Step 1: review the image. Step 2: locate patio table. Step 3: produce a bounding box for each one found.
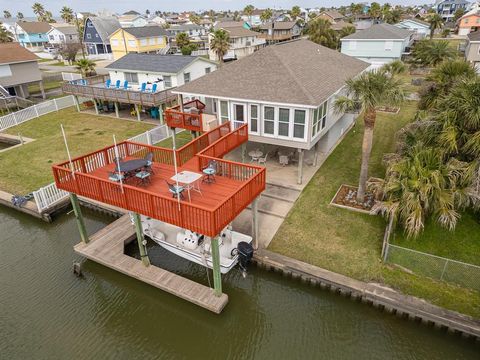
[248,150,263,162]
[115,159,148,180]
[171,171,202,202]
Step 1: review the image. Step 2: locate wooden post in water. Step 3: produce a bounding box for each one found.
[70,193,88,243]
[132,212,150,267]
[211,236,222,296]
[252,197,259,249]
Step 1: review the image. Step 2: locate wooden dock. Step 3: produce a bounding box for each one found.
[74,214,228,314]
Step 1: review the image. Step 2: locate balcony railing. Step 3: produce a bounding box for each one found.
[62,76,177,107]
[165,99,206,132]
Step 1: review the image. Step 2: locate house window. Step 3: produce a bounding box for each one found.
[87,22,93,28]
[59,35,65,41]
[69,35,73,40]
[250,104,258,133]
[124,72,139,83]
[312,101,327,136]
[95,33,99,38]
[149,38,155,45]
[293,110,306,139]
[128,40,136,47]
[86,33,92,39]
[205,67,211,74]
[111,39,119,46]
[220,101,229,123]
[385,40,393,51]
[348,41,357,50]
[183,72,190,83]
[278,108,290,137]
[140,39,147,46]
[163,75,172,88]
[263,106,275,135]
[49,35,54,40]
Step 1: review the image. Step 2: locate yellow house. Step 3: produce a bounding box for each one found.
[109,26,169,60]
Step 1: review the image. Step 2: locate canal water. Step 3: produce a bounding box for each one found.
[0,207,478,359]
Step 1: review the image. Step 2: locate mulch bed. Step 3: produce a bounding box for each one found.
[331,184,376,212]
[376,106,400,114]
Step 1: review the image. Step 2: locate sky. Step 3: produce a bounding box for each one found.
[0,1,429,17]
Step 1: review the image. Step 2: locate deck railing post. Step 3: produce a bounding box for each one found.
[70,193,89,244]
[132,212,150,267]
[211,236,222,296]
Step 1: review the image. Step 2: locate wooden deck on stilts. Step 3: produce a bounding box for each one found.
[74,214,228,314]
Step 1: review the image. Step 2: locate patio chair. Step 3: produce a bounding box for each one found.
[202,160,217,183]
[151,83,157,93]
[123,80,129,90]
[257,152,268,166]
[105,79,111,88]
[115,80,121,89]
[140,83,147,92]
[135,170,151,186]
[165,180,185,199]
[144,152,154,174]
[108,171,124,182]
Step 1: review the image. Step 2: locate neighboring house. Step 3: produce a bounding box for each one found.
[241,9,265,26]
[118,14,148,28]
[317,10,345,23]
[458,10,480,35]
[47,25,79,46]
[340,23,414,67]
[465,30,480,71]
[15,21,51,51]
[395,18,430,39]
[123,10,141,16]
[173,39,369,183]
[437,0,470,21]
[109,26,169,60]
[0,42,44,99]
[258,21,302,43]
[83,16,121,55]
[149,16,167,26]
[209,25,266,61]
[169,24,208,51]
[105,53,217,91]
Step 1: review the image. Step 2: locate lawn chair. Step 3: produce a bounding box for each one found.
[115,80,121,89]
[105,79,111,88]
[151,83,157,93]
[165,180,185,199]
[144,152,154,174]
[257,152,268,166]
[108,171,124,182]
[140,82,147,92]
[135,170,151,186]
[123,80,129,90]
[202,160,217,183]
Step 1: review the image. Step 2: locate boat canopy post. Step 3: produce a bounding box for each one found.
[132,212,150,267]
[211,236,222,296]
[70,193,89,243]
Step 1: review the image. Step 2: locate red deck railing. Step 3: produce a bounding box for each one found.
[52,122,264,237]
[164,99,206,132]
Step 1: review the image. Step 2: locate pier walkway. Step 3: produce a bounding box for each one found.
[75,214,228,314]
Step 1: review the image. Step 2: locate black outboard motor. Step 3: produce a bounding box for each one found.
[237,241,254,274]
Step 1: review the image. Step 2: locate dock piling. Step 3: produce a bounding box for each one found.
[70,193,89,243]
[132,212,150,267]
[211,236,222,296]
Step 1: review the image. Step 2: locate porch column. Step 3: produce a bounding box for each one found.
[18,84,26,99]
[73,95,81,112]
[241,143,246,163]
[313,142,319,167]
[252,197,259,249]
[70,193,88,244]
[134,104,141,121]
[39,80,46,100]
[177,94,184,112]
[132,212,150,267]
[211,236,222,296]
[297,149,304,185]
[93,99,99,115]
[114,102,119,118]
[159,105,164,124]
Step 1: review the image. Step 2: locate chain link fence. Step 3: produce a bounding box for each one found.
[384,244,480,292]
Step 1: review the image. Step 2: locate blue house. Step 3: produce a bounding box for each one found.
[437,0,470,22]
[340,23,413,68]
[83,17,121,56]
[395,18,431,39]
[15,21,51,52]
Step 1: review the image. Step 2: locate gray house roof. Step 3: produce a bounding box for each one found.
[121,26,169,38]
[175,39,369,107]
[467,30,480,42]
[105,53,209,74]
[342,23,413,40]
[88,16,121,42]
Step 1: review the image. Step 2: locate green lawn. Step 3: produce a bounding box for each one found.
[28,80,63,94]
[154,130,193,149]
[269,101,480,318]
[0,108,153,194]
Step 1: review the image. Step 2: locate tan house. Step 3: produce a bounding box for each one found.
[0,43,44,99]
[317,10,345,23]
[465,31,480,72]
[258,21,302,43]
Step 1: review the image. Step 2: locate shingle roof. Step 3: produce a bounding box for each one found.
[342,23,413,40]
[331,20,355,31]
[16,21,51,34]
[467,30,480,42]
[169,24,204,31]
[260,21,297,30]
[121,26,169,38]
[105,53,204,73]
[321,10,345,20]
[175,39,369,107]
[224,26,259,37]
[215,21,247,29]
[88,17,121,42]
[50,25,78,35]
[0,42,38,64]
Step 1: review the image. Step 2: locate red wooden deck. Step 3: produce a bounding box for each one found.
[164,99,206,132]
[52,122,266,237]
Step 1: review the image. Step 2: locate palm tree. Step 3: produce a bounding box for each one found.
[32,3,45,21]
[411,40,456,67]
[16,12,24,20]
[368,2,382,21]
[382,60,406,76]
[260,8,273,23]
[338,25,356,39]
[373,145,477,237]
[75,58,96,77]
[210,29,229,64]
[243,4,254,24]
[335,70,405,202]
[176,32,190,49]
[308,18,338,49]
[0,22,13,43]
[290,6,301,21]
[60,6,74,24]
[3,10,11,19]
[189,15,201,25]
[427,13,444,39]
